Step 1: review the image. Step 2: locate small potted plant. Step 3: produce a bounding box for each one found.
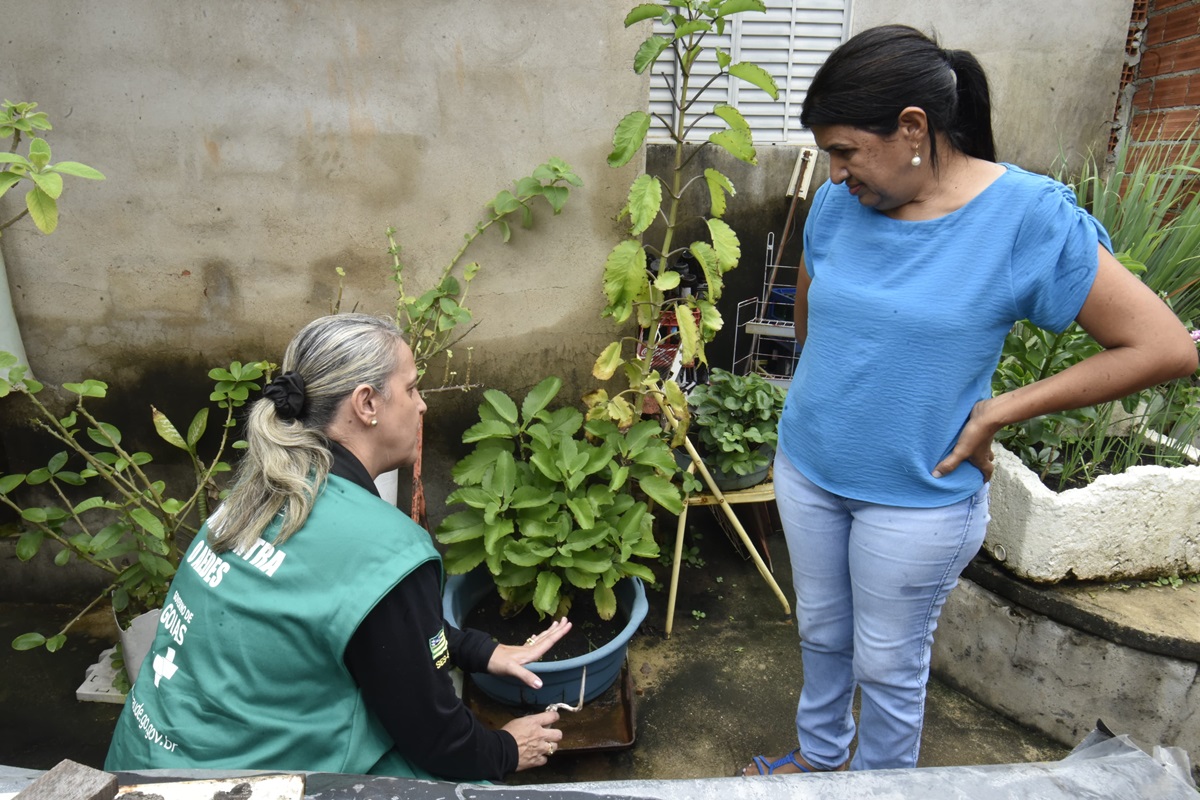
[436,377,680,706]
[686,369,785,491]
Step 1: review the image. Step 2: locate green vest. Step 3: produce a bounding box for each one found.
[104,475,440,777]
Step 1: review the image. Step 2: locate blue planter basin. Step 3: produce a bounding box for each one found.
[442,570,647,707]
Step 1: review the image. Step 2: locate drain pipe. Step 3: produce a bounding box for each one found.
[0,245,32,379]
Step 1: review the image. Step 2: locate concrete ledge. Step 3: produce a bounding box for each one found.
[933,573,1199,766]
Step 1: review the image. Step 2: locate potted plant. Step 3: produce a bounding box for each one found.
[0,353,270,686]
[436,377,678,705]
[685,368,784,490]
[986,128,1200,583]
[437,0,781,707]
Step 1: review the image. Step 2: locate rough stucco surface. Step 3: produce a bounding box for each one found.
[851,0,1132,173]
[0,1,644,393]
[933,578,1200,760]
[985,445,1200,583]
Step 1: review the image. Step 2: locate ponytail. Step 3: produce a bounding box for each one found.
[943,49,996,161]
[208,314,405,554]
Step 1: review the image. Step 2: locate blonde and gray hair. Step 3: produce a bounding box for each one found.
[208,313,405,553]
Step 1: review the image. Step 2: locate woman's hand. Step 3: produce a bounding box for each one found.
[504,709,563,770]
[486,617,572,690]
[932,398,1001,481]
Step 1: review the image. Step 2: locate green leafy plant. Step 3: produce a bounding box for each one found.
[589,0,778,433]
[389,158,582,388]
[687,368,785,479]
[994,129,1200,488]
[435,377,681,620]
[0,100,105,235]
[0,352,271,651]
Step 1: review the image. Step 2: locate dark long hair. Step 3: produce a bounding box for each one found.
[800,25,996,166]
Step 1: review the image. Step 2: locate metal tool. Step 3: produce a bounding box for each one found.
[545,666,586,712]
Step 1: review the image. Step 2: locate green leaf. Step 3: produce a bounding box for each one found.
[532,571,563,618]
[593,341,624,381]
[728,61,779,99]
[708,128,756,165]
[64,379,107,398]
[45,634,67,652]
[624,3,667,26]
[87,422,123,448]
[54,548,71,566]
[482,389,519,424]
[677,302,701,366]
[450,442,507,485]
[520,376,562,423]
[654,270,681,292]
[639,474,683,516]
[0,473,26,494]
[29,170,63,200]
[12,632,47,651]
[716,0,767,17]
[47,161,105,180]
[0,170,20,201]
[130,507,165,538]
[627,174,662,236]
[462,419,518,443]
[602,240,649,323]
[26,185,58,234]
[704,168,735,218]
[153,407,188,450]
[633,35,672,74]
[20,507,47,523]
[27,137,51,170]
[15,530,44,561]
[608,111,651,168]
[594,583,618,621]
[436,510,489,544]
[187,408,209,447]
[674,19,711,39]
[706,218,741,273]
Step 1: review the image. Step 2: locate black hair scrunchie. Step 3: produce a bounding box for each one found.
[262,371,306,420]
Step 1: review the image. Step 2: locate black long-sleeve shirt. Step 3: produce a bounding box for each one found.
[330,442,517,780]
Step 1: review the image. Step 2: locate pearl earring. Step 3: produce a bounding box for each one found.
[370,419,378,427]
[911,147,922,168]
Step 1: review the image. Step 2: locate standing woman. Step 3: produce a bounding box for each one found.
[744,25,1197,775]
[106,313,569,781]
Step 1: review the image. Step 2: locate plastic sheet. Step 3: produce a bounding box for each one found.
[1,723,1193,800]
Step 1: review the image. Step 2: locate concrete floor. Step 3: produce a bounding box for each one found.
[0,507,1070,784]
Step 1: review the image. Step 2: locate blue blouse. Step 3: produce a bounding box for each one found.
[778,164,1111,507]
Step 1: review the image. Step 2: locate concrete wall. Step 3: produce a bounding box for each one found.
[0,1,643,395]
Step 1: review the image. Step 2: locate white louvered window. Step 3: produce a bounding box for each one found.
[648,0,849,145]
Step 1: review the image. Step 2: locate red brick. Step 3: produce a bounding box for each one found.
[1131,108,1200,140]
[1148,74,1195,107]
[1152,0,1192,10]
[1134,81,1155,107]
[1145,5,1200,46]
[1148,37,1200,73]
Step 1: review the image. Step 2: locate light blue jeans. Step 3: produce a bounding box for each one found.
[774,449,989,771]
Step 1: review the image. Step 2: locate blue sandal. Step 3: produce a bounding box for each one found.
[741,748,846,776]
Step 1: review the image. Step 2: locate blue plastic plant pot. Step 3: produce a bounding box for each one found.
[442,569,648,708]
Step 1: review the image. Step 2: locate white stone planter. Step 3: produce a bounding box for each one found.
[985,445,1200,583]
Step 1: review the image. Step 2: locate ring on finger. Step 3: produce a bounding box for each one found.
[525,635,538,646]
[547,742,556,755]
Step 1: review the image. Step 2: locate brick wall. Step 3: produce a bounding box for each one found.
[1129,0,1200,144]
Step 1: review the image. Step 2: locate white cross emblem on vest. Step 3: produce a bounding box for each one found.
[153,646,179,687]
